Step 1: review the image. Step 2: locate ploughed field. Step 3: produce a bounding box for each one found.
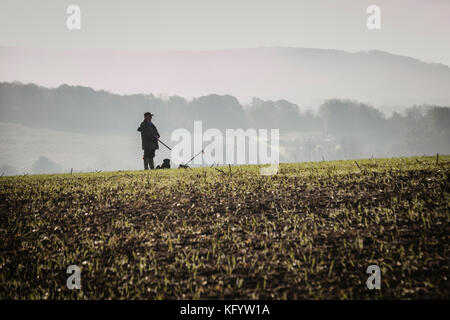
[0,156,449,299]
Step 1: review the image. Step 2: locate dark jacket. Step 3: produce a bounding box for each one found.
[137,120,160,150]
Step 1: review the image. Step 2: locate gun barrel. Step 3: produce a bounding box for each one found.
[157,138,172,151]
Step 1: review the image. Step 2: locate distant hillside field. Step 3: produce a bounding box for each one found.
[0,156,449,299]
[1,82,449,174]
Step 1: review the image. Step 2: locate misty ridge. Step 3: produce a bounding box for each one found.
[0,82,449,175]
[2,47,450,110]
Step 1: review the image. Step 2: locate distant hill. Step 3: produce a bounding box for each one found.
[1,46,450,110]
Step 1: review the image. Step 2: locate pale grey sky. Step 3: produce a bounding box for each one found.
[0,0,449,66]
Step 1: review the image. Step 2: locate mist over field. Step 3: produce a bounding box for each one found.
[2,46,450,175]
[0,81,449,175]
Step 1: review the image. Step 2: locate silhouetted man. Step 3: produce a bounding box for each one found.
[137,112,160,170]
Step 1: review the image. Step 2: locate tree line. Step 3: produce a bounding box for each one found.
[1,82,449,164]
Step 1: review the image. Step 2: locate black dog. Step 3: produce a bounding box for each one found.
[156,158,171,169]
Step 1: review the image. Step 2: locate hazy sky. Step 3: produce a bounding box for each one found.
[0,0,449,66]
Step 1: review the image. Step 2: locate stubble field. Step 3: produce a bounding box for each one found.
[0,156,449,299]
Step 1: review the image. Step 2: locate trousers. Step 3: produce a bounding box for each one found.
[143,149,156,170]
